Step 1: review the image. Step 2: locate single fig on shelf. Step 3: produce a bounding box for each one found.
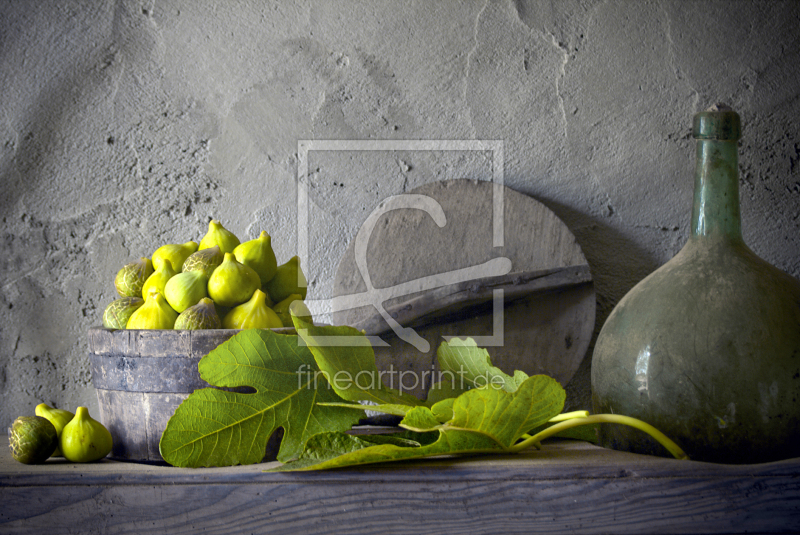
[222,289,283,329]
[264,255,308,303]
[34,404,74,457]
[273,293,313,328]
[152,241,198,272]
[60,407,113,463]
[126,289,178,329]
[198,219,240,254]
[114,257,153,298]
[164,270,208,313]
[8,416,58,464]
[174,297,221,330]
[141,259,178,299]
[207,252,261,307]
[102,296,144,329]
[233,231,278,286]
[182,245,223,279]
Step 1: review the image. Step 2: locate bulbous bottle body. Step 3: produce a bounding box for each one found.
[591,106,800,464]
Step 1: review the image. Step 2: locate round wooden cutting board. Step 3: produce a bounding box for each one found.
[332,179,595,400]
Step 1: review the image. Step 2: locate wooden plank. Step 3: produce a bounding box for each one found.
[2,476,797,534]
[96,389,150,461]
[88,326,298,461]
[89,354,206,392]
[2,439,799,534]
[362,282,595,398]
[351,264,593,336]
[332,179,596,397]
[89,326,301,360]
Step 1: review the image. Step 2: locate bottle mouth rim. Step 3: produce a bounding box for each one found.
[693,108,741,141]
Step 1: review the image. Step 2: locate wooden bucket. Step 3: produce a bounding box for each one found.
[88,326,288,463]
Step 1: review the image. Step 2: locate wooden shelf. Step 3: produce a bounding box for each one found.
[2,437,799,534]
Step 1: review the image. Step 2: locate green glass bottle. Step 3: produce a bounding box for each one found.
[591,105,800,464]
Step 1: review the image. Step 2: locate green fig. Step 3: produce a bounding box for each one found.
[8,416,58,464]
[207,252,261,307]
[272,293,312,328]
[264,255,308,303]
[35,403,74,457]
[222,289,283,329]
[233,231,278,286]
[60,407,113,463]
[174,297,222,330]
[141,259,178,300]
[126,289,178,329]
[182,245,223,279]
[198,219,240,254]
[114,257,153,298]
[152,241,198,272]
[102,296,144,329]
[164,270,208,313]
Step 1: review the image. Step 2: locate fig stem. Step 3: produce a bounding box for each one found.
[511,413,689,460]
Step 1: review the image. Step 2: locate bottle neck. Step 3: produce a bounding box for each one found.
[691,139,742,242]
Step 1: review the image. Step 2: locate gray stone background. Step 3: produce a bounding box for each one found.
[1,0,799,428]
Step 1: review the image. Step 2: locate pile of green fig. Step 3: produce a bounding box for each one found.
[102,220,312,330]
[8,404,113,464]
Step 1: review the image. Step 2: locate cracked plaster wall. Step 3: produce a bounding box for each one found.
[1,0,799,426]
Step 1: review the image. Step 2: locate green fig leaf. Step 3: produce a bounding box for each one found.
[447,374,565,447]
[267,430,439,471]
[435,337,529,394]
[400,405,445,432]
[268,428,503,472]
[292,314,424,407]
[267,432,389,471]
[423,373,471,407]
[159,329,364,467]
[271,374,565,471]
[317,402,412,417]
[358,433,428,448]
[430,397,456,423]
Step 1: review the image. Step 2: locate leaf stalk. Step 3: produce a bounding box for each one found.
[512,413,689,460]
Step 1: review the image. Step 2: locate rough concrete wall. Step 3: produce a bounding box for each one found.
[1,0,799,426]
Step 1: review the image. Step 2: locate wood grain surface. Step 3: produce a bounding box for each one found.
[2,438,798,535]
[333,179,596,399]
[89,327,290,462]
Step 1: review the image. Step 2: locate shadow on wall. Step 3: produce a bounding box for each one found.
[1,75,72,217]
[0,41,127,219]
[526,194,663,324]
[518,193,664,412]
